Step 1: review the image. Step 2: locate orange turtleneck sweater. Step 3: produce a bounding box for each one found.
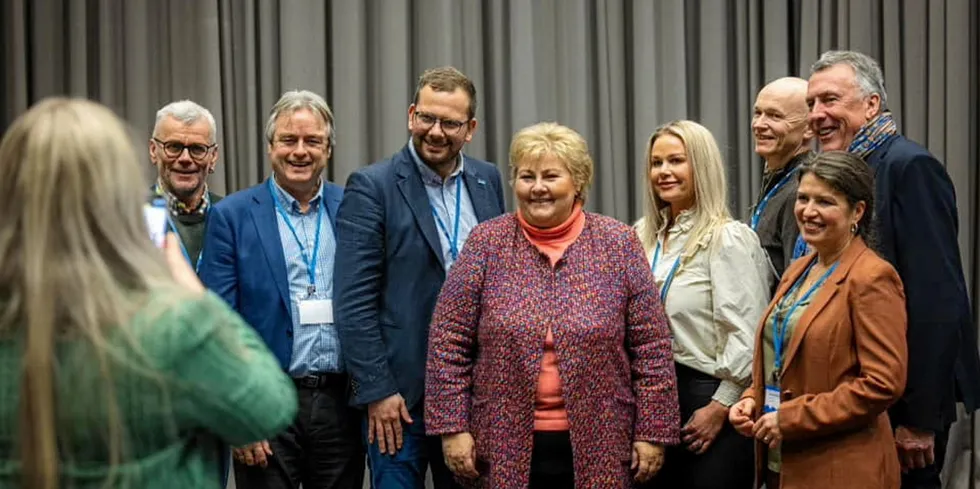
[517,203,585,431]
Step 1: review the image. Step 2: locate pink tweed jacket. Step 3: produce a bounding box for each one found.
[425,212,681,489]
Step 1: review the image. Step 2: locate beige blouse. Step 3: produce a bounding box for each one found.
[645,210,773,406]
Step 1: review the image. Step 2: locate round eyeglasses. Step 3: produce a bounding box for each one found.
[153,138,216,160]
[413,112,470,135]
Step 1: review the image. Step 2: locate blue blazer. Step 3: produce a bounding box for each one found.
[198,178,344,370]
[868,135,980,432]
[333,145,506,410]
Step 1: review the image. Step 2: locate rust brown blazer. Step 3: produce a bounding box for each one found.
[743,237,908,489]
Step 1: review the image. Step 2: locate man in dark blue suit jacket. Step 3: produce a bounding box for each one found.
[807,50,980,489]
[199,90,363,489]
[334,67,506,489]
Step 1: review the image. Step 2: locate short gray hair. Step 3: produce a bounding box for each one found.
[153,100,217,144]
[265,90,336,147]
[811,50,888,110]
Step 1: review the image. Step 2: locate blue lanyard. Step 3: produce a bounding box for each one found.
[431,176,463,261]
[751,167,798,230]
[791,234,810,259]
[652,241,682,304]
[772,259,838,377]
[166,217,200,273]
[268,179,323,296]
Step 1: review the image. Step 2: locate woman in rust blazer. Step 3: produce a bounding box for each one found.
[729,151,908,489]
[424,123,680,489]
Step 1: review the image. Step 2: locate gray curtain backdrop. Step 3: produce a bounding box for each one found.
[3,0,979,487]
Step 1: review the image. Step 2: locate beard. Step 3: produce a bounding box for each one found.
[412,134,460,167]
[164,172,205,201]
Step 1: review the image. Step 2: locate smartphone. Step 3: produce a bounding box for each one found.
[144,198,170,248]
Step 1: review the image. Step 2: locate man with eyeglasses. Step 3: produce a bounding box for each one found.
[334,67,506,489]
[149,100,223,271]
[200,90,364,489]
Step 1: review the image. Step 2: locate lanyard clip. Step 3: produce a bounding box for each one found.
[306,285,316,298]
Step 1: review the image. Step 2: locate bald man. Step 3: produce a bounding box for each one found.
[749,77,814,278]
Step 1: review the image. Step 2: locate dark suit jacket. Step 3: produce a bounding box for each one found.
[198,178,343,370]
[745,238,907,489]
[334,145,506,410]
[867,134,980,432]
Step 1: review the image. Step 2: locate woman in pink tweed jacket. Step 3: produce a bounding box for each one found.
[425,122,681,489]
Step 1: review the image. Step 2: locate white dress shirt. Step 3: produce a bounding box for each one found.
[646,210,773,406]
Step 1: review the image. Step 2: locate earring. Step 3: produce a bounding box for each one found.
[850,222,859,234]
[208,167,215,174]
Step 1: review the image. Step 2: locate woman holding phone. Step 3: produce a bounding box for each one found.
[0,98,296,489]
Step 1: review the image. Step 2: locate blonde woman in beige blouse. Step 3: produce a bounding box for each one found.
[635,120,772,489]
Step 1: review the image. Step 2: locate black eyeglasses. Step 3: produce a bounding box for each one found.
[153,138,216,160]
[414,112,470,135]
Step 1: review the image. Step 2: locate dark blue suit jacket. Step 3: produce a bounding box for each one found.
[198,178,344,370]
[868,135,980,432]
[334,145,506,410]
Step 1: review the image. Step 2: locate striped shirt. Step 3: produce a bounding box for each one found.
[270,178,342,375]
[408,140,479,270]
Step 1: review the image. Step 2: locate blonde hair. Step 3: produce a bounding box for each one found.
[508,122,594,203]
[0,98,180,488]
[636,120,732,258]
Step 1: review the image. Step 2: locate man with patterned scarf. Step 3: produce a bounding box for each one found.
[148,100,228,486]
[148,100,224,272]
[806,50,980,489]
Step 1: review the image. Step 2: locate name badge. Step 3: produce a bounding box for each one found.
[764,385,781,413]
[298,299,333,325]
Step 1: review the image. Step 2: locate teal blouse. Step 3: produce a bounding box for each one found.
[762,284,812,472]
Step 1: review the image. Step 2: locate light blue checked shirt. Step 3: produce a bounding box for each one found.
[407,140,479,270]
[270,178,342,376]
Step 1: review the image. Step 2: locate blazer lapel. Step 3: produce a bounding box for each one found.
[462,158,496,222]
[250,180,291,308]
[395,148,445,268]
[324,184,342,233]
[781,238,869,370]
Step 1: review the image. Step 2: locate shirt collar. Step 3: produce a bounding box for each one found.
[270,176,323,213]
[657,207,696,235]
[407,138,465,186]
[154,180,211,216]
[764,151,809,180]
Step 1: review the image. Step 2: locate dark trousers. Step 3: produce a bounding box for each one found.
[528,431,574,489]
[234,374,365,489]
[647,363,754,489]
[765,469,780,489]
[899,423,950,489]
[363,406,460,489]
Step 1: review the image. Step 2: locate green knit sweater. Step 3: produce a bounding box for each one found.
[0,291,297,488]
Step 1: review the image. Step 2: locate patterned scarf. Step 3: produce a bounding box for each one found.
[847,111,898,159]
[154,180,211,217]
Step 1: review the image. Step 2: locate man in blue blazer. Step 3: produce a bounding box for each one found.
[334,67,506,489]
[807,50,980,489]
[199,90,364,489]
